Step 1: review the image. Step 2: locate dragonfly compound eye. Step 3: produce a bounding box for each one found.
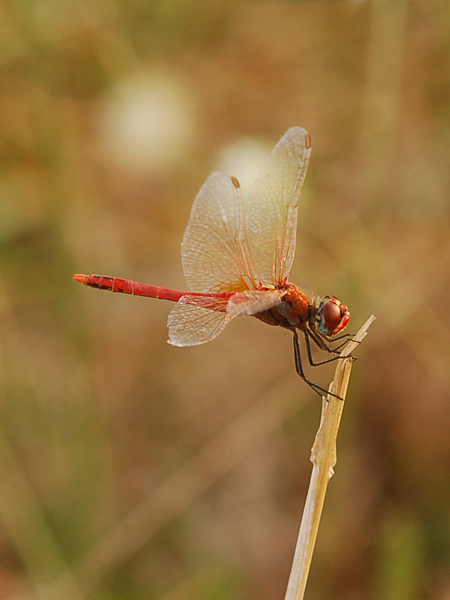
[317,296,350,336]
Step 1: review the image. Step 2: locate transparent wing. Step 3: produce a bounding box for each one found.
[167,289,284,346]
[167,296,235,347]
[245,127,312,286]
[181,172,257,293]
[226,289,285,317]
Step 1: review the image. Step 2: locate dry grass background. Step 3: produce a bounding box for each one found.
[1,1,450,599]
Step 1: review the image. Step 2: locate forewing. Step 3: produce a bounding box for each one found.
[167,296,234,347]
[245,127,312,285]
[181,172,256,293]
[227,289,285,317]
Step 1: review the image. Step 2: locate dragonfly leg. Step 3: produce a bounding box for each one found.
[327,334,360,354]
[304,329,346,367]
[332,332,357,342]
[308,327,356,358]
[293,332,343,401]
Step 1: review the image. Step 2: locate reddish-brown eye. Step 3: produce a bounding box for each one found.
[316,296,350,336]
[320,300,341,333]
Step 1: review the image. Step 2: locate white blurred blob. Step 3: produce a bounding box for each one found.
[97,71,196,176]
[215,137,273,198]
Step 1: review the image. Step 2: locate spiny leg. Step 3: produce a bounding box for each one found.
[304,328,347,367]
[332,332,357,343]
[308,327,357,358]
[307,327,340,354]
[293,332,343,401]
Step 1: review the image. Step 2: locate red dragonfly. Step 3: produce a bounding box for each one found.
[74,127,351,398]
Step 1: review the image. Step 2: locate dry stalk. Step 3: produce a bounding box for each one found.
[284,315,376,600]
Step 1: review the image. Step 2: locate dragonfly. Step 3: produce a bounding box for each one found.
[74,127,352,398]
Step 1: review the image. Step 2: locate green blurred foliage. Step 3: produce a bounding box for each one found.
[1,0,450,598]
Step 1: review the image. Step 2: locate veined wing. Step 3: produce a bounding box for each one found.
[227,289,285,317]
[244,127,312,286]
[168,295,234,347]
[181,172,258,294]
[167,289,285,346]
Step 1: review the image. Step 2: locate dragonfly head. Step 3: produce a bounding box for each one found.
[314,295,350,337]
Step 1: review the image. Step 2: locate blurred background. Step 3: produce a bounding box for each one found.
[1,0,450,598]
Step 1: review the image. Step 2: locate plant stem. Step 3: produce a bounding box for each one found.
[284,315,376,600]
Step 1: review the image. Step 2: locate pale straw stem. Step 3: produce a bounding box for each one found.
[284,315,376,600]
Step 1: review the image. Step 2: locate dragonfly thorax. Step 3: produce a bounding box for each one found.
[273,283,311,329]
